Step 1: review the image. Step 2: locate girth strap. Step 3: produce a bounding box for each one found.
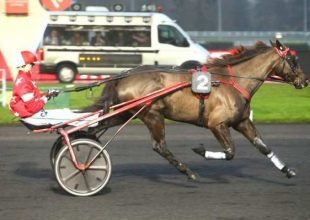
[198,94,206,126]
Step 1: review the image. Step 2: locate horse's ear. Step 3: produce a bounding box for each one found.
[269,40,275,47]
[275,39,284,50]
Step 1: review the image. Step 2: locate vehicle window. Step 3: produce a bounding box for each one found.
[158,25,189,47]
[43,27,65,46]
[131,31,151,47]
[43,25,151,47]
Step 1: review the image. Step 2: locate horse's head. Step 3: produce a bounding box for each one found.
[271,40,309,89]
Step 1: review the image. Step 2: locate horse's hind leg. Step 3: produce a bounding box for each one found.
[141,111,197,180]
[233,118,296,178]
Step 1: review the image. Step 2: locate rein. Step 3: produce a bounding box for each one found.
[60,65,184,94]
[61,72,130,93]
[62,48,290,99]
[211,63,292,101]
[211,72,264,81]
[210,67,290,84]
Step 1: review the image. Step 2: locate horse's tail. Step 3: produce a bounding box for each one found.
[82,81,132,134]
[82,81,118,113]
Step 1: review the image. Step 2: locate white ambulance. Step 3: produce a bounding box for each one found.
[39,11,209,83]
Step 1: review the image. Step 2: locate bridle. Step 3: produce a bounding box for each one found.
[274,46,299,83]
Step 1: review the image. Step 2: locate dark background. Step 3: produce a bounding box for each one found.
[73,0,310,31]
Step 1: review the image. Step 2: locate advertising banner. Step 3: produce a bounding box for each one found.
[5,0,28,15]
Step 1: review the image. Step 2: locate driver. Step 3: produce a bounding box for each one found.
[9,50,98,127]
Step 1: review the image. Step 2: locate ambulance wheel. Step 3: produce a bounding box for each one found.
[54,138,112,196]
[56,63,76,83]
[180,61,202,70]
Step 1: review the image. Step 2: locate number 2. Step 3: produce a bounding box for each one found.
[197,75,209,90]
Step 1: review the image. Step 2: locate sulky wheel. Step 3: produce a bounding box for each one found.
[54,138,112,196]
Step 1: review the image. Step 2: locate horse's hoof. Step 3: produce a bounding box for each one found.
[188,173,197,180]
[282,166,296,178]
[286,168,297,178]
[192,146,205,157]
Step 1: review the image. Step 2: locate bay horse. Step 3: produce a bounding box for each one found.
[85,40,308,180]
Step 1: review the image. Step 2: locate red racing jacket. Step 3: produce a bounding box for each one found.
[9,70,47,118]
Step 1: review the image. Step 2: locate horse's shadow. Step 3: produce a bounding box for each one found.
[110,158,295,187]
[13,158,295,191]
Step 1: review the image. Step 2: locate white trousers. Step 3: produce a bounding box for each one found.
[21,109,99,127]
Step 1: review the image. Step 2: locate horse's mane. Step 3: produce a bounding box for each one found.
[206,41,271,68]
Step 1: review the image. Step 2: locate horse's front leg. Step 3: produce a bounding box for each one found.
[193,122,235,160]
[233,118,296,178]
[141,110,197,180]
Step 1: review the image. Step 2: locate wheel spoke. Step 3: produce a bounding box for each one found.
[63,169,81,183]
[87,152,105,167]
[59,155,74,169]
[88,165,107,170]
[85,146,95,164]
[82,172,91,191]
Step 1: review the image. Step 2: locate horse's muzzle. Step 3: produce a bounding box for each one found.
[294,77,308,89]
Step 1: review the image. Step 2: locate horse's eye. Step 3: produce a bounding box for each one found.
[292,57,298,64]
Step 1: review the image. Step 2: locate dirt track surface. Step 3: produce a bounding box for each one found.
[0,124,309,220]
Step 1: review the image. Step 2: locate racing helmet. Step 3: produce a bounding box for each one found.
[21,50,38,65]
[15,50,39,67]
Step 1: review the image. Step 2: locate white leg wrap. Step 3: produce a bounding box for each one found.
[204,151,226,159]
[267,152,285,170]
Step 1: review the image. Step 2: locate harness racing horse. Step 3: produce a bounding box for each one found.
[86,40,308,180]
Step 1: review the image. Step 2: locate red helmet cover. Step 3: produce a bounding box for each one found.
[21,51,38,65]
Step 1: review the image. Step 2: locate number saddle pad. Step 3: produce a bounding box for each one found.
[191,70,212,99]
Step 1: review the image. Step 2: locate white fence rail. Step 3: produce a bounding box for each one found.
[0,69,6,107]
